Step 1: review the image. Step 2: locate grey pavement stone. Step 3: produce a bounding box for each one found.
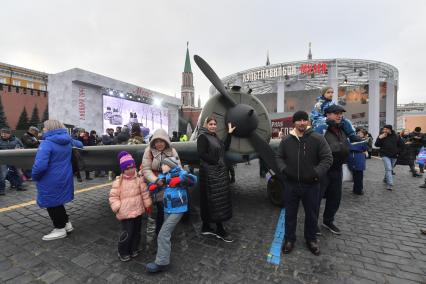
[105,272,127,283]
[5,272,35,284]
[38,269,64,284]
[71,252,99,268]
[0,160,425,283]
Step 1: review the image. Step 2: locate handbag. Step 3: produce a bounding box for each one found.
[342,164,353,182]
[71,147,85,172]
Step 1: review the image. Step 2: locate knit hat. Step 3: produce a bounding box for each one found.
[292,111,309,123]
[321,86,333,97]
[383,124,393,131]
[117,151,135,171]
[161,157,179,169]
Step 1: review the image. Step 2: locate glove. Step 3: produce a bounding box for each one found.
[169,177,180,187]
[148,184,158,192]
[145,206,153,216]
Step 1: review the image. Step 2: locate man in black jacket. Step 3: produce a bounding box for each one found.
[375,125,403,190]
[276,111,332,255]
[318,105,350,235]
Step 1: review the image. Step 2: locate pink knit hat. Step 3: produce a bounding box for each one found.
[117,151,135,171]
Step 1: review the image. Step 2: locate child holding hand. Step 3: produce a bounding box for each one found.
[109,151,152,262]
[146,157,197,273]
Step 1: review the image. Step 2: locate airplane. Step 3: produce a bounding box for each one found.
[0,55,285,206]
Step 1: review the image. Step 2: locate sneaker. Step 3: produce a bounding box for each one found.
[42,228,67,241]
[413,173,421,177]
[322,222,341,235]
[16,187,27,191]
[420,184,426,189]
[146,262,168,273]
[421,228,426,235]
[392,171,396,175]
[201,225,218,237]
[215,229,234,243]
[386,185,393,191]
[65,222,74,233]
[117,252,131,262]
[77,178,83,182]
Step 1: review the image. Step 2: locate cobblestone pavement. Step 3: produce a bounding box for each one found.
[0,159,425,283]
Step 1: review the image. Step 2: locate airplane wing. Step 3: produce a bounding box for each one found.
[0,142,198,171]
[0,140,282,171]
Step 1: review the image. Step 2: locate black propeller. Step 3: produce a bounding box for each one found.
[194,55,281,176]
[193,55,236,107]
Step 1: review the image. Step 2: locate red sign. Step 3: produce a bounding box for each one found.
[271,117,293,138]
[300,63,327,74]
[133,87,153,98]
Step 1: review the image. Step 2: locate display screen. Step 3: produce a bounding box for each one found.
[102,95,168,137]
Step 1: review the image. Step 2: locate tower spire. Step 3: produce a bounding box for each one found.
[307,42,312,60]
[266,50,270,66]
[184,41,192,73]
[181,42,195,107]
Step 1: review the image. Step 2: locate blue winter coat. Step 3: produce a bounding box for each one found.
[347,141,368,171]
[155,167,197,214]
[32,129,83,208]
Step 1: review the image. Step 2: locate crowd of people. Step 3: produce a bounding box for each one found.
[1,86,425,269]
[276,86,426,256]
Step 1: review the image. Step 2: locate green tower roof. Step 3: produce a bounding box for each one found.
[184,42,192,73]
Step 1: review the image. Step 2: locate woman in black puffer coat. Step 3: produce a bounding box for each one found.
[197,116,236,243]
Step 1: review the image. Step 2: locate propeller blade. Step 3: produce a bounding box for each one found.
[249,132,280,177]
[194,55,236,107]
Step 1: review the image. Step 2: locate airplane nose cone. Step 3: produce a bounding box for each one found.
[225,104,258,137]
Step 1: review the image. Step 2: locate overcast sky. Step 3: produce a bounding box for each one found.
[1,0,425,105]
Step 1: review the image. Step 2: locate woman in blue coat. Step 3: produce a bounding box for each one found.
[32,120,83,241]
[347,129,369,195]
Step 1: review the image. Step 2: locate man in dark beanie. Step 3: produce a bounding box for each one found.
[375,124,403,190]
[276,110,332,255]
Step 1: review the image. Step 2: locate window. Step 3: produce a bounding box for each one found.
[39,85,47,91]
[27,82,34,89]
[0,78,6,84]
[12,80,21,86]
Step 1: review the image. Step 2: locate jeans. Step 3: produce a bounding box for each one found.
[155,213,183,265]
[382,157,397,186]
[318,167,343,224]
[284,180,320,242]
[46,205,69,229]
[352,170,364,194]
[118,215,142,257]
[6,166,22,187]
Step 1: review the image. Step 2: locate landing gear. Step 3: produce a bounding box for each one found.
[267,175,283,207]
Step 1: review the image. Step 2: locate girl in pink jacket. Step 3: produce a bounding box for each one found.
[109,151,152,262]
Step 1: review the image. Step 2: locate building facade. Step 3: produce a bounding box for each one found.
[214,54,399,140]
[48,68,181,136]
[0,63,48,129]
